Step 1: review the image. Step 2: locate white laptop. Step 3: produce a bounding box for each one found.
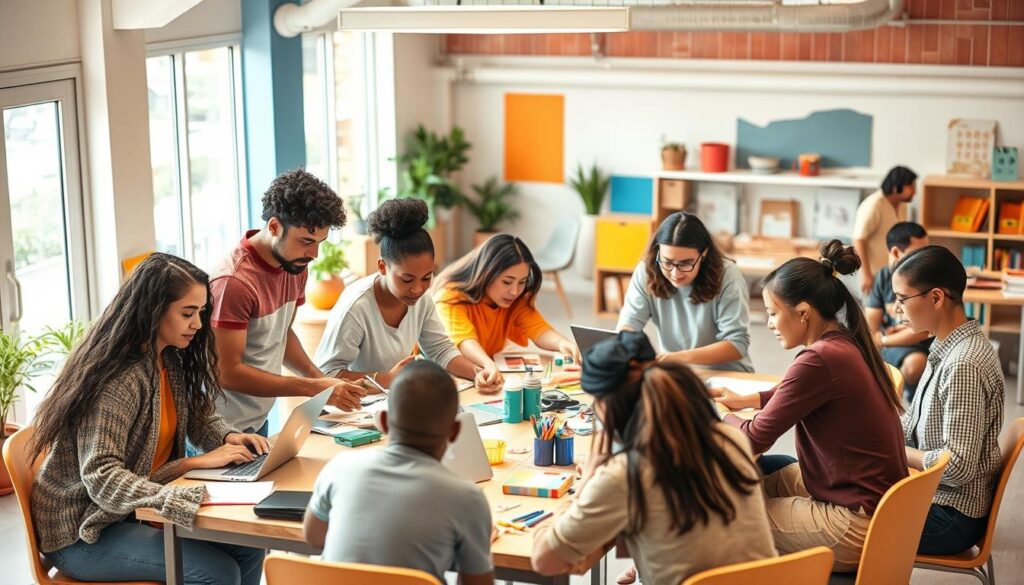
[441,412,494,483]
[185,387,332,482]
[570,325,617,356]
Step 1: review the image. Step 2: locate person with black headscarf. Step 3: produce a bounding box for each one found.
[530,331,776,585]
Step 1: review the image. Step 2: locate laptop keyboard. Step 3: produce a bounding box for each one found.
[221,453,268,477]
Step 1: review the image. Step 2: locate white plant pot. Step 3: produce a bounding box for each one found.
[576,214,597,280]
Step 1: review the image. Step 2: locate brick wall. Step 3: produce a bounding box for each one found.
[444,0,1024,67]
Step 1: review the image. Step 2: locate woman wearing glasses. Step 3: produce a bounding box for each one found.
[892,246,1003,555]
[618,211,753,372]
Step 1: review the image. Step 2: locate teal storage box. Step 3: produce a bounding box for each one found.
[993,147,1019,182]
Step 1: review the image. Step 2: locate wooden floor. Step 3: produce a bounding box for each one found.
[3,275,1022,584]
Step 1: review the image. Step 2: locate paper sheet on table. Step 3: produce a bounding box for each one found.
[202,481,274,506]
[705,377,776,396]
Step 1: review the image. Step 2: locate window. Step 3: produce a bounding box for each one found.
[146,43,247,271]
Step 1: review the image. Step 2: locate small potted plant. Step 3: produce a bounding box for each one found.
[568,163,611,279]
[306,239,348,310]
[661,141,687,171]
[465,176,521,247]
[0,330,50,496]
[346,194,367,235]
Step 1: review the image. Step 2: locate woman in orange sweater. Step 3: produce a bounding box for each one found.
[434,234,578,389]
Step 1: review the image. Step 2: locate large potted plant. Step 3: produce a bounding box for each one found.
[464,176,520,248]
[0,330,50,496]
[307,239,349,310]
[396,125,471,226]
[568,163,610,279]
[346,194,368,236]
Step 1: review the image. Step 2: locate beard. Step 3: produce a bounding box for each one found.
[271,240,312,275]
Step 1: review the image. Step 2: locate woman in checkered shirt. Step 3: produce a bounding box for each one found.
[892,245,1004,555]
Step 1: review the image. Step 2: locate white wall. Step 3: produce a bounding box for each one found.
[144,0,241,44]
[443,57,1024,255]
[0,0,81,71]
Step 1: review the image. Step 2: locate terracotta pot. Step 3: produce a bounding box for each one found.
[473,231,497,248]
[1,422,23,497]
[307,275,345,310]
[661,147,687,171]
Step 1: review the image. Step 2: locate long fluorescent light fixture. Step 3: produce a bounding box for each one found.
[337,6,631,33]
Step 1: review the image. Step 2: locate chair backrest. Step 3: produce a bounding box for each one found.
[681,546,834,585]
[855,450,950,585]
[264,553,442,585]
[885,363,904,398]
[973,417,1024,560]
[2,427,54,584]
[537,216,581,270]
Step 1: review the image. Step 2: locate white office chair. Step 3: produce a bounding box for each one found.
[532,216,580,317]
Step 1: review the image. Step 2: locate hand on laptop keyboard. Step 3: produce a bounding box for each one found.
[222,453,269,477]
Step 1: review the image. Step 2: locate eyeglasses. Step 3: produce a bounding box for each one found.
[894,290,930,308]
[656,252,704,274]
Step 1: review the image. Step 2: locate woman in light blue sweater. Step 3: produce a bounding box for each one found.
[618,211,753,372]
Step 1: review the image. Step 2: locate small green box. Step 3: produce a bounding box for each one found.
[333,429,382,448]
[993,146,1019,182]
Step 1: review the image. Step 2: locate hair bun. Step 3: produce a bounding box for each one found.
[366,198,429,243]
[819,239,861,276]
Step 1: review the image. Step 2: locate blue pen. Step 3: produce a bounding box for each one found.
[524,511,553,528]
[511,510,544,523]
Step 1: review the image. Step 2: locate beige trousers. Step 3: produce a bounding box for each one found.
[763,463,871,572]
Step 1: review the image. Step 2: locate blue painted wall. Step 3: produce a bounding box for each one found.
[736,109,872,170]
[241,0,306,228]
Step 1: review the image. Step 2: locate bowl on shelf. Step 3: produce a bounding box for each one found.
[748,155,780,174]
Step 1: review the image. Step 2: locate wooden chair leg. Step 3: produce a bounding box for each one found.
[549,270,572,318]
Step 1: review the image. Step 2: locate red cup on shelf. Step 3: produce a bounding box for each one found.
[700,142,730,173]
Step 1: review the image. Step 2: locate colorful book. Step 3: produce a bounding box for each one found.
[998,201,1023,234]
[950,196,989,233]
[502,470,574,498]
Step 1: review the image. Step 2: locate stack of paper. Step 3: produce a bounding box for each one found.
[202,481,275,506]
[1005,271,1024,297]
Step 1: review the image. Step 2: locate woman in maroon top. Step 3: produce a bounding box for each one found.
[712,240,908,572]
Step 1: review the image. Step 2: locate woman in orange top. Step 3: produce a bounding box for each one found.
[434,234,579,386]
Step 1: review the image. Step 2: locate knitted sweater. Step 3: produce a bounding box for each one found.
[31,352,238,553]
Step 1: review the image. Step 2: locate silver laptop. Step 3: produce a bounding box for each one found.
[570,325,617,356]
[441,412,494,483]
[185,387,333,482]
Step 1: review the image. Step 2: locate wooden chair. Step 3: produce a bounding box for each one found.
[914,417,1024,585]
[844,450,950,585]
[682,546,834,585]
[264,553,442,585]
[1,427,159,585]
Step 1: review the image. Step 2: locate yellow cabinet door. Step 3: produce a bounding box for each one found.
[595,217,652,271]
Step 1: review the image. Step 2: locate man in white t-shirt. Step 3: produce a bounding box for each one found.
[852,165,917,295]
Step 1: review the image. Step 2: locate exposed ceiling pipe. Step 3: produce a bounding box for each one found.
[275,0,905,35]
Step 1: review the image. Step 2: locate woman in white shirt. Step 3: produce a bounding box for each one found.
[313,198,501,390]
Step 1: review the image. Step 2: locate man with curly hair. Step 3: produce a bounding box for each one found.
[208,169,366,436]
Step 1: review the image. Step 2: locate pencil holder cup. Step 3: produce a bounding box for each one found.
[554,437,575,466]
[523,377,543,420]
[534,438,555,466]
[483,439,506,465]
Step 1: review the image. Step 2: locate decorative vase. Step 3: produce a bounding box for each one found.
[661,147,686,171]
[307,276,345,310]
[576,214,597,280]
[1,422,23,497]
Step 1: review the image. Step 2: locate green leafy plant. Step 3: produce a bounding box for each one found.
[309,240,348,282]
[0,331,51,439]
[662,142,684,152]
[345,194,366,223]
[568,163,611,216]
[41,320,87,358]
[396,125,472,221]
[464,177,520,233]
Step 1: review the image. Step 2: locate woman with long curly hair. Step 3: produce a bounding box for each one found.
[28,253,267,584]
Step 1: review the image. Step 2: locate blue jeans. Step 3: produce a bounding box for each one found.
[918,504,988,555]
[758,454,798,476]
[46,521,264,585]
[186,420,269,458]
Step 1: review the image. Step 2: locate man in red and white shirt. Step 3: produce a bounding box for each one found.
[210,169,364,434]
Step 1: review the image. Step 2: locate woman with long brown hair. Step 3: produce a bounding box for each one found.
[713,240,908,572]
[618,211,752,372]
[434,234,578,384]
[28,253,267,584]
[531,331,776,585]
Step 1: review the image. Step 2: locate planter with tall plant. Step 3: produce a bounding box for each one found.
[465,176,520,247]
[0,330,51,496]
[568,163,610,280]
[396,125,471,226]
[307,240,349,310]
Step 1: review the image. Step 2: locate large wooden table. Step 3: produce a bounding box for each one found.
[137,369,780,585]
[963,287,1024,404]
